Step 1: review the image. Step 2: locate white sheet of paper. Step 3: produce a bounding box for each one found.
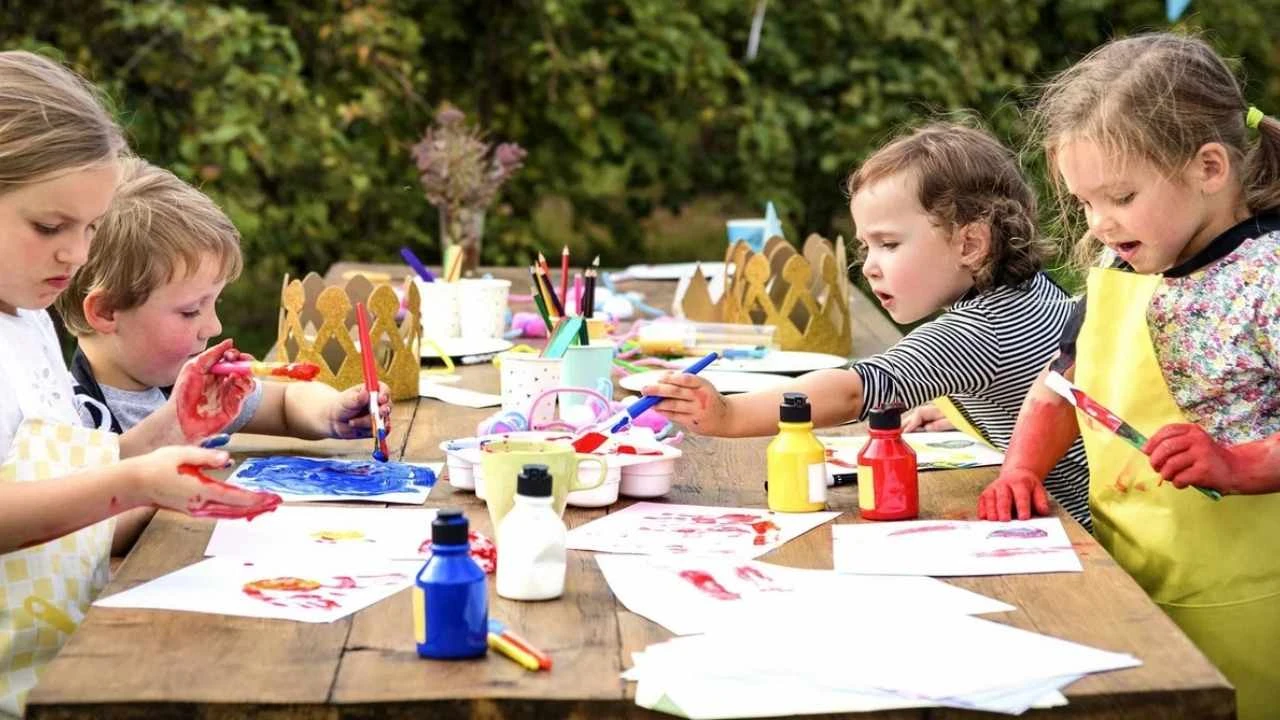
[833,518,1082,576]
[419,379,502,408]
[627,614,1137,714]
[566,502,840,558]
[821,431,1006,484]
[597,555,1011,636]
[225,458,441,505]
[206,506,437,561]
[93,556,416,623]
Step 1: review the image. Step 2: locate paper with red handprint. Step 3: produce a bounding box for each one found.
[94,556,416,622]
[597,555,1011,635]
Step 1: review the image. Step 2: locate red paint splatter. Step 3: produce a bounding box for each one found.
[888,524,959,537]
[616,445,662,456]
[678,570,740,600]
[419,530,496,573]
[269,362,321,381]
[241,573,406,610]
[974,545,1073,558]
[735,565,788,592]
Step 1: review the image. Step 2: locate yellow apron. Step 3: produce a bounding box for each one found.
[933,396,995,448]
[0,411,118,714]
[1076,266,1280,720]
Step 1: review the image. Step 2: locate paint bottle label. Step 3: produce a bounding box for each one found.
[807,463,826,503]
[857,466,875,510]
[413,586,426,644]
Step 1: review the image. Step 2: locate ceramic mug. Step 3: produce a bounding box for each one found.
[726,219,768,253]
[479,440,607,532]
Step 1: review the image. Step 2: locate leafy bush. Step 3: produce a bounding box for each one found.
[3,0,1277,351]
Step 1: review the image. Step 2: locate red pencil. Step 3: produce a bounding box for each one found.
[559,245,570,315]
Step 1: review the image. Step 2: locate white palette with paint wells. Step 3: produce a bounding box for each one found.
[438,429,683,506]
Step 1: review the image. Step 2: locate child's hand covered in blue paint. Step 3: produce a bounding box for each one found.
[174,340,253,443]
[643,372,728,436]
[328,382,393,439]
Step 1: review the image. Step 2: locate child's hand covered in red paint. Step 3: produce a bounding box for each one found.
[174,340,253,442]
[1146,423,1280,495]
[642,372,728,435]
[977,468,1052,521]
[328,382,393,439]
[124,446,281,519]
[902,403,955,433]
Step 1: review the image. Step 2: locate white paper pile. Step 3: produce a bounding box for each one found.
[206,505,438,561]
[625,613,1139,717]
[833,518,1082,576]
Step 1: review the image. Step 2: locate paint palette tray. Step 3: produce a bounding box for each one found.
[438,429,682,505]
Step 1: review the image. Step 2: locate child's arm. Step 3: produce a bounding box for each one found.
[977,362,1081,521]
[0,446,275,554]
[1146,425,1280,495]
[645,368,865,437]
[241,381,392,440]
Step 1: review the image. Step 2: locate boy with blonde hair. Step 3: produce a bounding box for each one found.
[57,157,389,440]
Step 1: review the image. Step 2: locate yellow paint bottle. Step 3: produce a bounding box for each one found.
[766,393,827,512]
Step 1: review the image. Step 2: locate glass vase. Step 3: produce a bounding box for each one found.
[438,205,485,277]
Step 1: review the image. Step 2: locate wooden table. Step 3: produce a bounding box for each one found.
[27,267,1234,719]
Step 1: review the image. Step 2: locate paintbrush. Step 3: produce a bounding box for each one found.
[355,302,390,462]
[571,351,720,453]
[210,361,321,381]
[1044,371,1221,500]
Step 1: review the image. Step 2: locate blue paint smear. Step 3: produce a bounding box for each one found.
[233,456,436,497]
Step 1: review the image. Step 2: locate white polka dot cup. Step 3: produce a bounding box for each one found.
[498,352,563,427]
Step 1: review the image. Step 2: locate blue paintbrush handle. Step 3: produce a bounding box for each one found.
[613,351,720,432]
[400,247,436,282]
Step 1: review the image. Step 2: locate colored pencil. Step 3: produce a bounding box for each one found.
[488,632,540,671]
[538,263,564,317]
[399,247,435,282]
[559,245,570,314]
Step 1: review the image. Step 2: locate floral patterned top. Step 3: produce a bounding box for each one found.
[1148,225,1280,443]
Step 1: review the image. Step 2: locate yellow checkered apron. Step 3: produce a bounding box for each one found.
[0,418,118,717]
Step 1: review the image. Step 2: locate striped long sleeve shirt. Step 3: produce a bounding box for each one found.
[852,272,1093,530]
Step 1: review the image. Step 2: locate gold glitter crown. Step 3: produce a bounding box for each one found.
[680,234,853,356]
[274,272,421,400]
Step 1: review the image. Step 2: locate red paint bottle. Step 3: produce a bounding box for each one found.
[857,405,918,521]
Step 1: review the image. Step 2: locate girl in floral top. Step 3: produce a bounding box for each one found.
[976,33,1280,719]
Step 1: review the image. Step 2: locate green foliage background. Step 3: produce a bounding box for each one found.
[3,0,1278,353]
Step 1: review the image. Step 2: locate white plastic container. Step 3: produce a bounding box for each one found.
[567,464,623,508]
[496,465,567,601]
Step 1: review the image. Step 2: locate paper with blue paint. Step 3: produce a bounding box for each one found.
[227,456,442,505]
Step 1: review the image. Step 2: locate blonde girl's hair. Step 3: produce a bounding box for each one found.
[56,158,243,336]
[1035,32,1280,271]
[0,50,126,193]
[847,122,1050,291]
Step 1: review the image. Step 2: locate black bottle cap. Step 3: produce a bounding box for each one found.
[779,392,811,423]
[432,507,469,545]
[868,404,905,430]
[517,464,553,498]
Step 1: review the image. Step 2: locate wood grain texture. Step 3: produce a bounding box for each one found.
[27,266,1233,719]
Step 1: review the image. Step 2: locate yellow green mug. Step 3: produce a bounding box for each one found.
[479,440,607,532]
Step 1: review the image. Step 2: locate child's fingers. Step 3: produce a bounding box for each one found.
[1142,423,1194,454]
[1166,458,1207,488]
[173,447,231,469]
[976,488,990,520]
[642,382,694,402]
[1010,481,1032,520]
[1033,483,1051,516]
[1148,436,1193,473]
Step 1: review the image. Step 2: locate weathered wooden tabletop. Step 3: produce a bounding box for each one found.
[27,264,1234,719]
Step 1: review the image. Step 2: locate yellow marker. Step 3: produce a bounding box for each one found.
[488,631,540,671]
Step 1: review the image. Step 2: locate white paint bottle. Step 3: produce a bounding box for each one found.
[496,464,567,601]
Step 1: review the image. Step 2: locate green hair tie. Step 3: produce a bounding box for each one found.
[1247,106,1266,130]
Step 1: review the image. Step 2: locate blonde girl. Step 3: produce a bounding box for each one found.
[978,33,1280,718]
[0,51,276,716]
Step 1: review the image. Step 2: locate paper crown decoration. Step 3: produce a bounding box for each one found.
[679,234,853,356]
[275,273,421,400]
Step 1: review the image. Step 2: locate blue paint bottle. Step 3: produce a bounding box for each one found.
[414,508,488,659]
